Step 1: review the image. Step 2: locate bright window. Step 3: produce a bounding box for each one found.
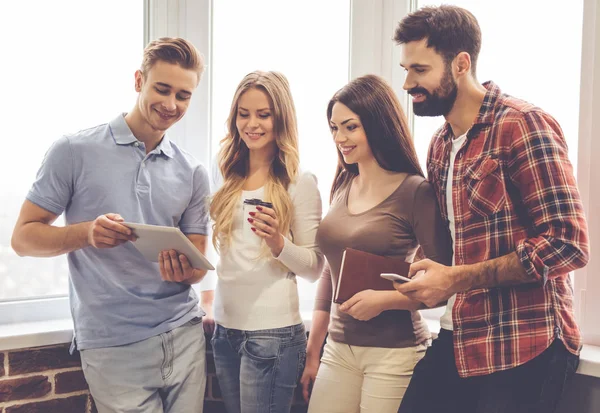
[0,1,144,300]
[211,0,351,308]
[412,0,584,173]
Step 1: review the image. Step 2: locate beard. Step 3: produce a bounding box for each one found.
[409,67,458,117]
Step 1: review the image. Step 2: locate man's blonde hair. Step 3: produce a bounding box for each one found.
[141,37,204,82]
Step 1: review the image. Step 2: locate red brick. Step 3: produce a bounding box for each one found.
[0,353,5,377]
[55,370,88,394]
[6,395,87,413]
[0,375,51,403]
[8,345,80,375]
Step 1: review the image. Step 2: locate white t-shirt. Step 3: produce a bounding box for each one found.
[213,171,324,330]
[439,132,468,331]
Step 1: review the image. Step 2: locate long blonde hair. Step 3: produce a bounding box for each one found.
[210,71,300,253]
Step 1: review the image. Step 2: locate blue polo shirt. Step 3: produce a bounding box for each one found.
[27,114,210,350]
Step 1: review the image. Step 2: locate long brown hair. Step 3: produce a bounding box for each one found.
[327,74,423,202]
[210,71,299,253]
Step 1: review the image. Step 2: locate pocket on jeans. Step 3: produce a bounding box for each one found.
[210,325,223,348]
[186,316,203,326]
[243,337,281,361]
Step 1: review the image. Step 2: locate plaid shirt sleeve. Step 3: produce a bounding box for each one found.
[507,110,590,283]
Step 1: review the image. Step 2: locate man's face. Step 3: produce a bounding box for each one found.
[400,39,458,117]
[134,60,198,132]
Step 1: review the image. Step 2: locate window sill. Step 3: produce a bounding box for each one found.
[0,319,73,352]
[1,316,599,379]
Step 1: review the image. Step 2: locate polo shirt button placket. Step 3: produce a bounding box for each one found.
[136,155,150,192]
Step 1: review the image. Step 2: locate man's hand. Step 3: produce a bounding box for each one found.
[394,259,461,308]
[158,250,206,283]
[339,290,386,321]
[88,213,136,249]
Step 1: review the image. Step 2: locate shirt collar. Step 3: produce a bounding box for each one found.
[154,135,174,158]
[108,113,174,158]
[109,113,137,145]
[474,81,502,127]
[439,81,502,141]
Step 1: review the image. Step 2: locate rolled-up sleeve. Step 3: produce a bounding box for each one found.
[508,110,589,283]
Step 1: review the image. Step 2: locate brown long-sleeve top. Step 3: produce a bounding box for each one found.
[314,174,452,348]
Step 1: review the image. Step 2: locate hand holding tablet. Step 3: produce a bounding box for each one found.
[123,222,215,271]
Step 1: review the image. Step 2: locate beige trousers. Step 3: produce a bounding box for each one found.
[307,338,426,413]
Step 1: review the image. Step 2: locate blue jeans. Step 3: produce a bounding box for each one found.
[398,329,579,413]
[211,323,307,413]
[80,317,206,413]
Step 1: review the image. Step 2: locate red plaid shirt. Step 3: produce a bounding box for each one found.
[427,82,589,378]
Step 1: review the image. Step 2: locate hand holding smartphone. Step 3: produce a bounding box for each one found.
[380,273,412,283]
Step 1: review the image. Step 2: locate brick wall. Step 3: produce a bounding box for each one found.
[0,344,94,413]
[0,336,308,413]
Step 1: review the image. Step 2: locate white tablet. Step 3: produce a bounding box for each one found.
[123,222,215,271]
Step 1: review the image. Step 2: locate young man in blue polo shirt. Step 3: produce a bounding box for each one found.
[12,37,212,413]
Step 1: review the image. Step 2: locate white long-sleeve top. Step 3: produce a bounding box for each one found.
[213,171,324,330]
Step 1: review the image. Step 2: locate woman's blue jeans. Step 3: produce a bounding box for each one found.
[211,323,307,413]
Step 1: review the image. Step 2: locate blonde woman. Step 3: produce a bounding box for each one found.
[210,71,324,413]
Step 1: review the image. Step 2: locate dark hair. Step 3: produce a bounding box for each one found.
[394,5,481,75]
[141,37,204,83]
[327,74,423,202]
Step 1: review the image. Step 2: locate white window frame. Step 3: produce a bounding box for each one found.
[574,0,600,347]
[148,0,415,315]
[3,0,597,351]
[147,0,213,166]
[349,0,413,108]
[0,0,153,327]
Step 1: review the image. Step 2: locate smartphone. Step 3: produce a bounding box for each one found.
[380,273,412,283]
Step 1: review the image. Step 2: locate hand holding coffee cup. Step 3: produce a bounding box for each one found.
[244,199,284,257]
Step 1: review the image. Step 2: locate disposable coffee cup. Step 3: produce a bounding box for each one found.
[242,199,273,243]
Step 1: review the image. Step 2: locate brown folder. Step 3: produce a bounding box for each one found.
[333,248,412,304]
